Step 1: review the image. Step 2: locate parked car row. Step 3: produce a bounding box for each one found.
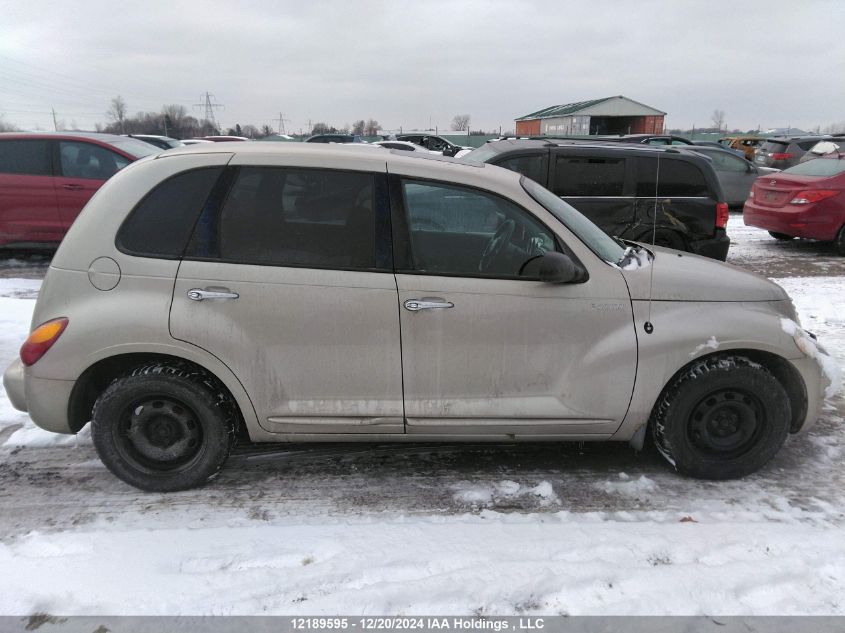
[3,142,833,490]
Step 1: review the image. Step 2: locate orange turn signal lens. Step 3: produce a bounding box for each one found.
[20,317,69,366]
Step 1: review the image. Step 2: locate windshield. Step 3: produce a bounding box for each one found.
[783,157,845,177]
[108,138,162,159]
[521,176,626,264]
[462,143,501,164]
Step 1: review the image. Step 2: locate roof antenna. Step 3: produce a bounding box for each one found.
[643,152,660,335]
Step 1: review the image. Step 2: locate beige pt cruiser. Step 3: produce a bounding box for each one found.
[3,144,836,491]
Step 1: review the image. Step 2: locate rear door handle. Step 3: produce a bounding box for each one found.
[187,288,239,301]
[403,297,454,311]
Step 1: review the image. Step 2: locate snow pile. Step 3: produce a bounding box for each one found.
[4,424,91,448]
[620,247,652,271]
[781,318,842,400]
[0,280,39,433]
[597,473,657,500]
[452,480,560,508]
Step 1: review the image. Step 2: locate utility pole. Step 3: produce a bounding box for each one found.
[276,112,291,135]
[193,92,224,132]
[51,107,58,131]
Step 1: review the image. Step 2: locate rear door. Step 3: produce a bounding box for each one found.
[0,139,61,246]
[170,164,405,436]
[54,140,131,229]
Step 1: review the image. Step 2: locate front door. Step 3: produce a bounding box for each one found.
[392,177,637,437]
[170,166,404,435]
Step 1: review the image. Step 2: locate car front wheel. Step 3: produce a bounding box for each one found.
[651,356,791,479]
[92,363,237,491]
[769,231,793,241]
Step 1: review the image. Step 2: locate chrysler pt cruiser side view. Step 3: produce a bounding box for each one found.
[3,144,835,491]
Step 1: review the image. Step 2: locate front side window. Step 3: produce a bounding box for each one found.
[553,156,626,196]
[59,141,130,179]
[0,140,51,176]
[188,167,378,270]
[401,180,556,277]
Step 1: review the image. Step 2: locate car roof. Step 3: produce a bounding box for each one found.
[161,139,497,176]
[477,137,702,156]
[0,131,133,143]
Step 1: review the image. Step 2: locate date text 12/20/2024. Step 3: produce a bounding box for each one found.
[291,618,545,631]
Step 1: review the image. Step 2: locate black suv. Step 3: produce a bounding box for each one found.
[396,134,470,156]
[464,139,730,260]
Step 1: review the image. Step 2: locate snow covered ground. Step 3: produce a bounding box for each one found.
[0,220,843,616]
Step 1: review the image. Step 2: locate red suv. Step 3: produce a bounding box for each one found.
[0,132,158,248]
[743,154,845,253]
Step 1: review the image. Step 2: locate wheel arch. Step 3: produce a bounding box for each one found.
[648,349,807,435]
[67,352,256,441]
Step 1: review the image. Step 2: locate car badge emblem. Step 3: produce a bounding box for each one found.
[770,180,777,185]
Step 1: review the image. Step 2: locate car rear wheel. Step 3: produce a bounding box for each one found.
[651,356,790,479]
[769,231,793,241]
[92,363,237,491]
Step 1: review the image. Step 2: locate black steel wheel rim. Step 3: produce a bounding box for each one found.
[687,388,765,457]
[116,395,203,472]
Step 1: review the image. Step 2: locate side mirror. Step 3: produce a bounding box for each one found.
[443,146,458,157]
[521,251,587,283]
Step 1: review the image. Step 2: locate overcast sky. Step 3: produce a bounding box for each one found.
[2,0,844,135]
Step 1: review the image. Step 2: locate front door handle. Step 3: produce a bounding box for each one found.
[403,297,454,311]
[61,183,84,191]
[187,288,239,301]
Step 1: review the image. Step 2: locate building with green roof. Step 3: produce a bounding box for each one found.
[515,95,666,136]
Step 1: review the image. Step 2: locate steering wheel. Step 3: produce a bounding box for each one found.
[479,219,515,272]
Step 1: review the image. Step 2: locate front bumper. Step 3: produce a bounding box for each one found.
[689,229,730,261]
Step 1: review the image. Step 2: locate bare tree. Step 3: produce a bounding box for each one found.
[352,120,366,135]
[0,115,17,132]
[108,96,128,133]
[364,119,380,136]
[710,109,726,131]
[451,114,470,131]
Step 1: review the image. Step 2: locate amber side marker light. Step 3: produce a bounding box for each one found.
[20,317,69,366]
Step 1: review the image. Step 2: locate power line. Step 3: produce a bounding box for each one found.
[193,92,224,130]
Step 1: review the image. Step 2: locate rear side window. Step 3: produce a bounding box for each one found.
[117,167,224,259]
[797,140,820,151]
[636,158,709,197]
[494,153,548,185]
[553,156,626,196]
[187,167,378,270]
[0,140,51,176]
[702,150,747,172]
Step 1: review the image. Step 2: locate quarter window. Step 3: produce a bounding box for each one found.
[401,180,557,278]
[553,156,626,196]
[59,141,130,180]
[187,167,378,270]
[0,140,51,176]
[495,154,548,186]
[117,167,224,259]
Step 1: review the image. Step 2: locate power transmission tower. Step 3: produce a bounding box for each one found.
[193,92,224,131]
[276,112,291,135]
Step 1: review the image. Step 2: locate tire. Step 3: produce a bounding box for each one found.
[769,231,793,241]
[92,363,238,491]
[651,356,790,480]
[834,225,845,256]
